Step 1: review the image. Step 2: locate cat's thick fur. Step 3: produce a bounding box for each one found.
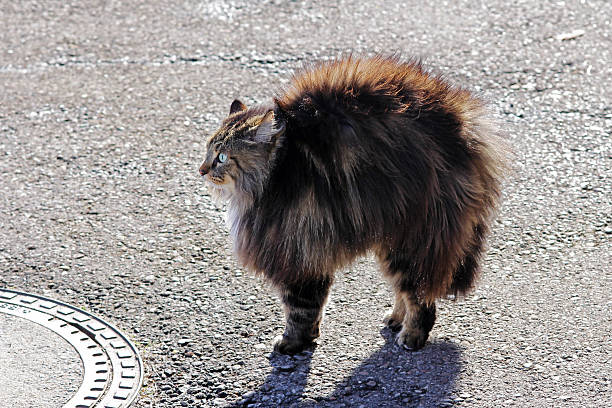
[199,55,506,354]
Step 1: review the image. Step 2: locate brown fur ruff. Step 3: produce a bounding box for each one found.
[210,55,506,306]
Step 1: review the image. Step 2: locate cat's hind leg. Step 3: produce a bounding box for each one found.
[378,250,437,351]
[273,276,332,354]
[394,291,436,350]
[383,291,406,331]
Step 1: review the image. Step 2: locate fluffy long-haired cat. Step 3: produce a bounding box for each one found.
[199,55,506,354]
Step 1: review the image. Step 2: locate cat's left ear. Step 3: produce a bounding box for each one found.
[254,111,285,144]
[230,99,247,114]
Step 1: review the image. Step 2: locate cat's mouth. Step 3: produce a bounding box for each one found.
[204,175,235,201]
[207,176,227,185]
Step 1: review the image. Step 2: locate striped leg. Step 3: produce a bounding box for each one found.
[273,277,332,355]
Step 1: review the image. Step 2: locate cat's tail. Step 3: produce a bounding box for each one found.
[445,96,510,299]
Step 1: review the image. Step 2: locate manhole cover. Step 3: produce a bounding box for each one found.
[0,288,143,407]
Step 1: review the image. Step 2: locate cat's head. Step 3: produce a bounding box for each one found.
[199,99,285,202]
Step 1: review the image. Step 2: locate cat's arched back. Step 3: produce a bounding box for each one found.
[200,55,507,354]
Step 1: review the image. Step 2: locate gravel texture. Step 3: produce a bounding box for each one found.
[1,1,610,407]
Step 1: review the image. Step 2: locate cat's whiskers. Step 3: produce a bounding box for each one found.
[205,176,237,204]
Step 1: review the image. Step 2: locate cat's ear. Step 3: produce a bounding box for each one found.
[230,99,247,114]
[255,111,285,144]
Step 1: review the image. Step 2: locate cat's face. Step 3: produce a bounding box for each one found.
[200,100,284,201]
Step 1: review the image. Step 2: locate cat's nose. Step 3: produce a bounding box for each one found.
[199,163,210,176]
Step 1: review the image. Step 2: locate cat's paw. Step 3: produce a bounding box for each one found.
[396,327,428,351]
[383,310,403,332]
[272,335,313,355]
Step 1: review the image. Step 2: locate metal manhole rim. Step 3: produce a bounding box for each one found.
[0,288,144,408]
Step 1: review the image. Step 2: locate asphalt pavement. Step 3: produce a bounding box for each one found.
[0,313,82,407]
[0,1,610,407]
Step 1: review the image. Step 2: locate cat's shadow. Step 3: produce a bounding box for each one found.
[230,329,462,407]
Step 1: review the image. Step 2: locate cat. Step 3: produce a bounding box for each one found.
[199,55,506,354]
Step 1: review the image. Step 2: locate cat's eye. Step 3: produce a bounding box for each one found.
[218,153,228,163]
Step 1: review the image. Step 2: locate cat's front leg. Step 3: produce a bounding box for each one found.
[273,276,332,354]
